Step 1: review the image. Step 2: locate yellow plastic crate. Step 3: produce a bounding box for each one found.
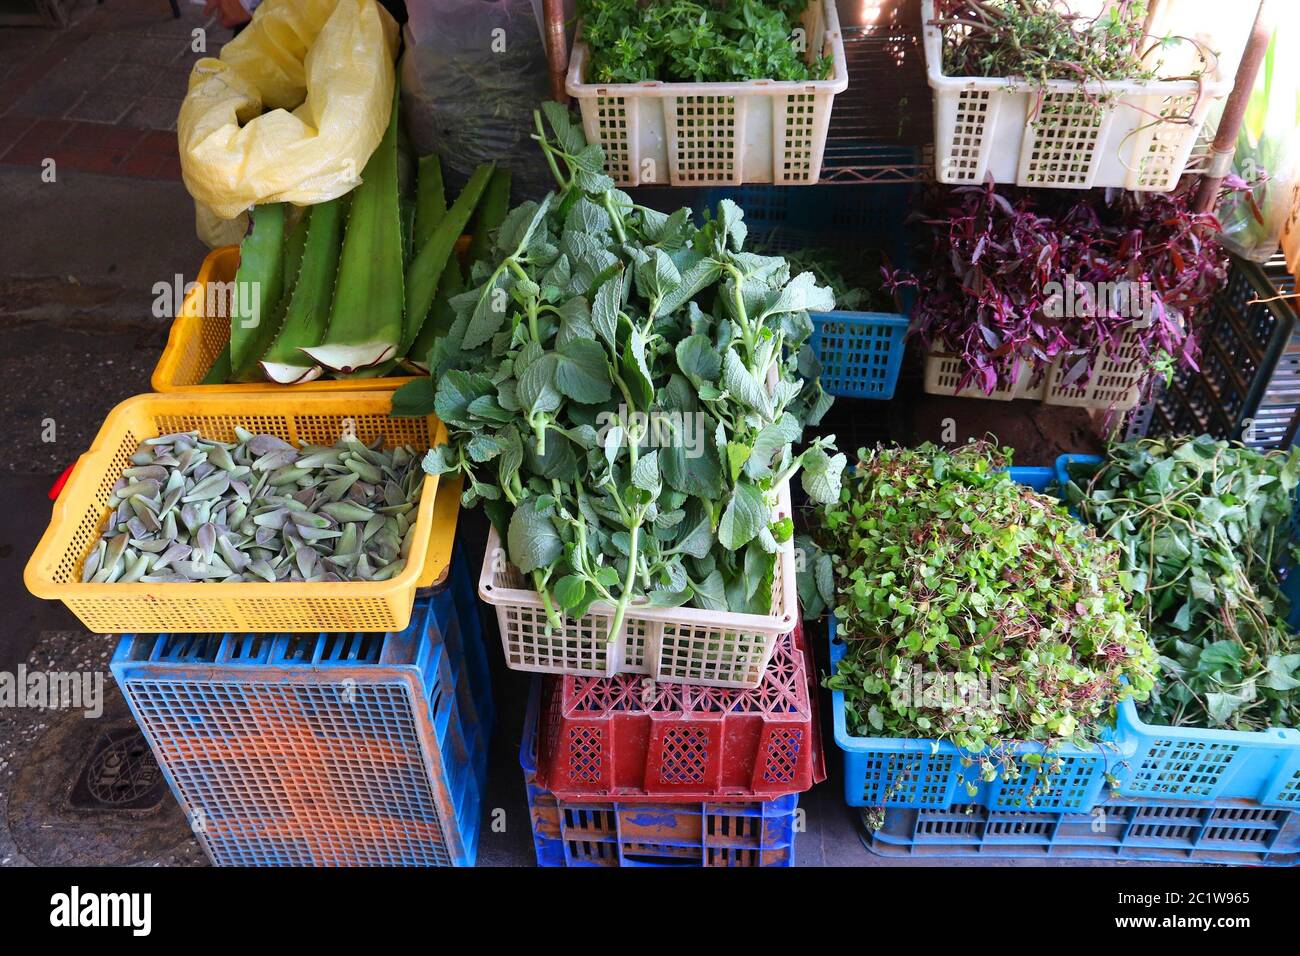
[417,472,462,591]
[152,240,470,393]
[25,390,449,633]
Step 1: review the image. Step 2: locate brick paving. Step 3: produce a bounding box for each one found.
[0,0,229,181]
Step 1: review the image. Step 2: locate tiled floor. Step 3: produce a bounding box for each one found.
[0,0,228,180]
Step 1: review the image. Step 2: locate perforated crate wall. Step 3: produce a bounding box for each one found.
[921,0,1227,191]
[865,797,1300,866]
[808,312,909,400]
[480,482,797,689]
[1141,255,1299,448]
[924,324,1149,411]
[566,0,848,187]
[110,585,490,867]
[535,625,819,801]
[521,681,797,867]
[923,351,1040,402]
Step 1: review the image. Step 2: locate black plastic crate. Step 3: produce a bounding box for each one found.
[1141,253,1299,448]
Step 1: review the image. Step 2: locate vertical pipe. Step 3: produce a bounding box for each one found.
[1193,0,1275,213]
[543,0,570,105]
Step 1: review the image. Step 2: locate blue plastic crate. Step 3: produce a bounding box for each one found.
[864,797,1300,866]
[809,311,909,400]
[520,681,798,867]
[698,179,913,265]
[1055,453,1300,808]
[828,466,1134,812]
[110,569,491,867]
[700,181,914,401]
[448,543,495,733]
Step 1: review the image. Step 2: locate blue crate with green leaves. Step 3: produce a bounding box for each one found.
[702,180,914,400]
[827,466,1136,812]
[1055,453,1300,809]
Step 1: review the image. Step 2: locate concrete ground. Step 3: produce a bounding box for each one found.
[0,1,1132,869]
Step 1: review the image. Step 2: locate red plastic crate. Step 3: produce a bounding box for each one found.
[536,621,823,801]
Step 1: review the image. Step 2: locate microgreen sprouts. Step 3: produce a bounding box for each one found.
[805,441,1156,791]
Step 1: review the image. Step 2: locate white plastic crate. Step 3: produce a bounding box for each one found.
[478,482,797,689]
[921,0,1229,192]
[923,352,1043,402]
[923,325,1148,410]
[565,0,848,187]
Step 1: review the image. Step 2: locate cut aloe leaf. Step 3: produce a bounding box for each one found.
[258,197,346,384]
[400,162,494,357]
[466,166,511,270]
[403,257,465,374]
[201,345,232,384]
[301,86,404,377]
[413,154,446,253]
[228,203,286,377]
[229,210,311,382]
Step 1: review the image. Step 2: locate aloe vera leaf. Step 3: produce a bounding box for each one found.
[230,210,312,382]
[228,203,286,376]
[401,200,416,268]
[399,162,494,357]
[398,117,416,267]
[465,166,511,270]
[413,154,447,252]
[300,89,405,376]
[389,266,465,379]
[282,210,310,288]
[403,258,466,373]
[258,198,346,384]
[201,345,232,384]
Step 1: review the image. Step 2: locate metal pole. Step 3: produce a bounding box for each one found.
[543,0,569,105]
[1194,0,1275,213]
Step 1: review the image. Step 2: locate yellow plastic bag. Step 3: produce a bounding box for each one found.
[179,0,399,241]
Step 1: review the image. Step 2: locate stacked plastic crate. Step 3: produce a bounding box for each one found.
[20,247,494,867]
[515,620,822,867]
[829,465,1300,866]
[111,546,493,867]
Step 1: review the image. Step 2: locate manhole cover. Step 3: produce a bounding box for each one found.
[67,725,167,812]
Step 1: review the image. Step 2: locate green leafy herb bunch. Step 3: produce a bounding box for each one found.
[394,103,845,640]
[1066,435,1300,731]
[578,0,832,84]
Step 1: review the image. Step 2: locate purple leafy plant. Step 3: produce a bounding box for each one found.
[886,181,1232,395]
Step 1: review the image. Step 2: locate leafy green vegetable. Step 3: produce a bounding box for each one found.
[751,243,896,314]
[395,102,843,638]
[1066,435,1300,731]
[578,0,831,84]
[807,441,1156,789]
